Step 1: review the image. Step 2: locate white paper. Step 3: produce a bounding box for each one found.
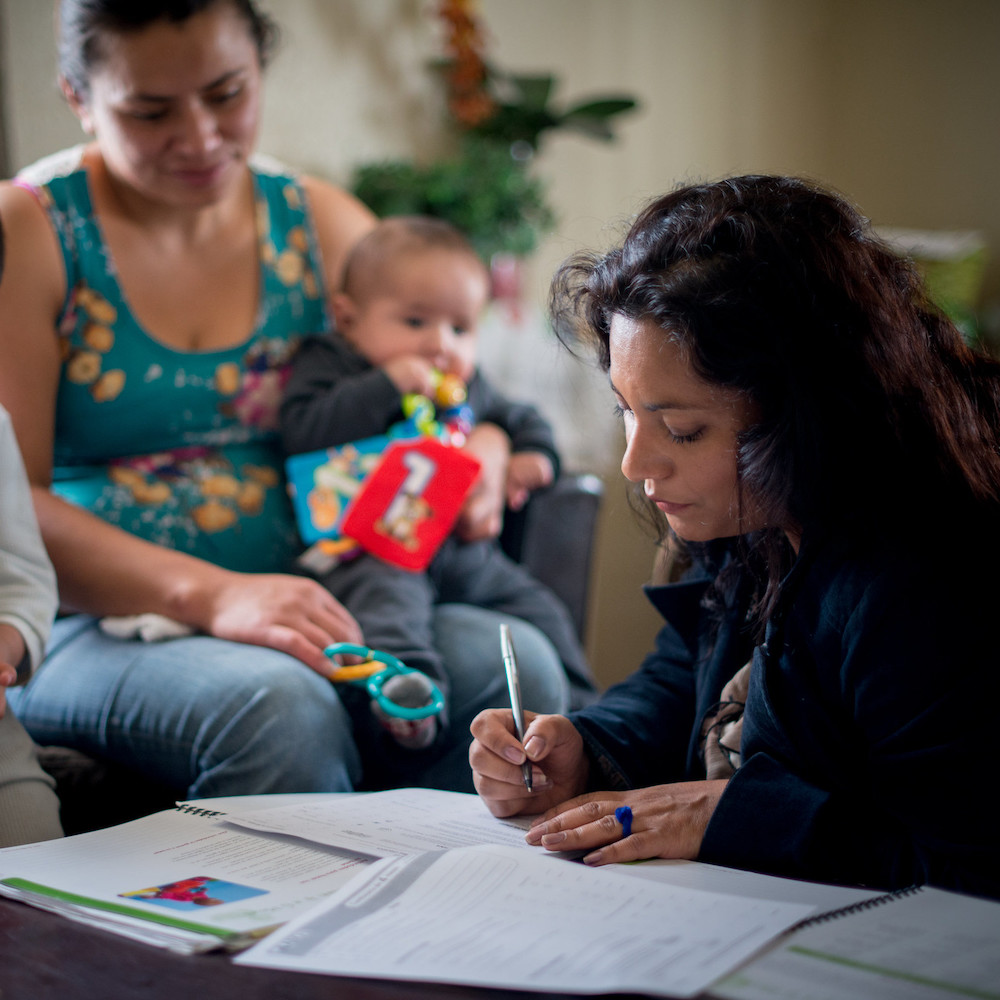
[237,843,814,998]
[712,886,1000,1000]
[0,807,369,952]
[178,792,360,813]
[225,787,534,857]
[610,859,880,911]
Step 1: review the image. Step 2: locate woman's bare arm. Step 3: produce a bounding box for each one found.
[0,181,362,671]
[301,176,376,295]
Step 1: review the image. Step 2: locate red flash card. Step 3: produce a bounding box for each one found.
[341,438,481,571]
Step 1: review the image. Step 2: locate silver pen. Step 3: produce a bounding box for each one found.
[500,623,532,792]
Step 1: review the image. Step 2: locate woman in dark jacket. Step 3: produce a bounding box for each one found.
[470,174,1000,899]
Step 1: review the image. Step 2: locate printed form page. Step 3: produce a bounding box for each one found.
[237,843,814,998]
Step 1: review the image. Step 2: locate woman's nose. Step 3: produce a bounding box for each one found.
[176,101,222,155]
[620,421,670,484]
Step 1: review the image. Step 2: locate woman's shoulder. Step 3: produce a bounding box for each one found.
[297,174,376,237]
[13,144,89,189]
[293,172,376,296]
[795,523,999,633]
[1,144,90,249]
[249,155,371,219]
[0,175,67,305]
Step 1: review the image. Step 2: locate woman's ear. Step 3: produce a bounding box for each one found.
[330,293,357,337]
[59,76,95,134]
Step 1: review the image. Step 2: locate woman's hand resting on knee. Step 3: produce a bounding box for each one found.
[197,571,363,676]
[470,707,727,866]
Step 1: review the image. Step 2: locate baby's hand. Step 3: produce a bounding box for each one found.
[381,356,439,398]
[455,423,510,541]
[506,452,554,511]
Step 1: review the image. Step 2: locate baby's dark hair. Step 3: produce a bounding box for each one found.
[58,0,278,97]
[551,174,1000,609]
[340,215,487,301]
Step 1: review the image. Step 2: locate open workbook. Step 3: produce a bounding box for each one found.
[711,884,1000,1000]
[0,789,537,954]
[2,790,998,998]
[0,798,366,953]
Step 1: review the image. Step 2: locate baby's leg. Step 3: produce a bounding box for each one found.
[318,556,442,682]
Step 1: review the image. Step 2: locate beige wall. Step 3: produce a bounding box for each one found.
[3,0,999,687]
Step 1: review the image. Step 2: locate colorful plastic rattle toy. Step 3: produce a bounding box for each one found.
[323,642,445,721]
[401,371,473,444]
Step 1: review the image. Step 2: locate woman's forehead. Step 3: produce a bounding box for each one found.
[86,6,258,94]
[608,313,749,415]
[609,315,695,388]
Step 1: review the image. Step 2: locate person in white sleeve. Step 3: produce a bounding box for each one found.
[0,214,63,846]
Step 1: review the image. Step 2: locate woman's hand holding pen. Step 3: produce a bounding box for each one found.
[470,709,589,817]
[471,707,728,866]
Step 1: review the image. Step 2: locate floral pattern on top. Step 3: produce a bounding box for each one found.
[18,150,331,572]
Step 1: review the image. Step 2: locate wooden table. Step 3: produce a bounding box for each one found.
[0,896,654,1000]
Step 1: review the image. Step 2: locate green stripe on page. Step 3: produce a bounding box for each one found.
[1,878,238,941]
[788,946,1000,1000]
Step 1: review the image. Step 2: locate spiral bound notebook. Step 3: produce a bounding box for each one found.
[0,802,368,954]
[712,882,1000,1000]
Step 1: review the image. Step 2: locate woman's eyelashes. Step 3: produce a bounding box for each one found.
[613,402,704,445]
[122,83,245,123]
[668,427,705,445]
[208,83,245,105]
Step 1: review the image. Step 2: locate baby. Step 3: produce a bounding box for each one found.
[280,216,596,759]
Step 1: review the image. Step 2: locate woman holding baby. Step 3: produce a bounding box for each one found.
[0,0,569,803]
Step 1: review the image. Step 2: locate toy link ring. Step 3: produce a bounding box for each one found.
[323,642,445,722]
[614,805,633,839]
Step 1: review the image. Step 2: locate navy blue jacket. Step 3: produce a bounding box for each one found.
[572,532,1000,898]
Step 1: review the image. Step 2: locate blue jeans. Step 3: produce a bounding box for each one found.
[9,605,568,798]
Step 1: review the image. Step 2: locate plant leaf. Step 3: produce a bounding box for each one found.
[500,72,556,110]
[561,97,638,119]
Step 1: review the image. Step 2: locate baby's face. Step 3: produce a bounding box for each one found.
[342,248,489,383]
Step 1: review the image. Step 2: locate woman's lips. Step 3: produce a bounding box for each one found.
[172,162,228,186]
[654,500,692,516]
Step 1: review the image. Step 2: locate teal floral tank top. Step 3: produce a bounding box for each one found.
[18,148,329,573]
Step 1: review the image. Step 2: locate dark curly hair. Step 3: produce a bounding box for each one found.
[551,174,1000,613]
[57,0,279,97]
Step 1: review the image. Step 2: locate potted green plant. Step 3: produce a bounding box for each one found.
[349,0,637,264]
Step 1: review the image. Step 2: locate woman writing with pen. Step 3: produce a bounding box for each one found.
[470,174,1000,900]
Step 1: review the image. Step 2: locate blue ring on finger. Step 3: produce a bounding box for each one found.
[614,805,633,839]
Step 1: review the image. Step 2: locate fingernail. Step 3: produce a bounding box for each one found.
[540,831,566,846]
[525,827,542,845]
[524,736,543,758]
[503,746,524,764]
[583,851,603,865]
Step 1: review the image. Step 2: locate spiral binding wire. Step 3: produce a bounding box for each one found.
[174,804,225,818]
[788,884,923,933]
